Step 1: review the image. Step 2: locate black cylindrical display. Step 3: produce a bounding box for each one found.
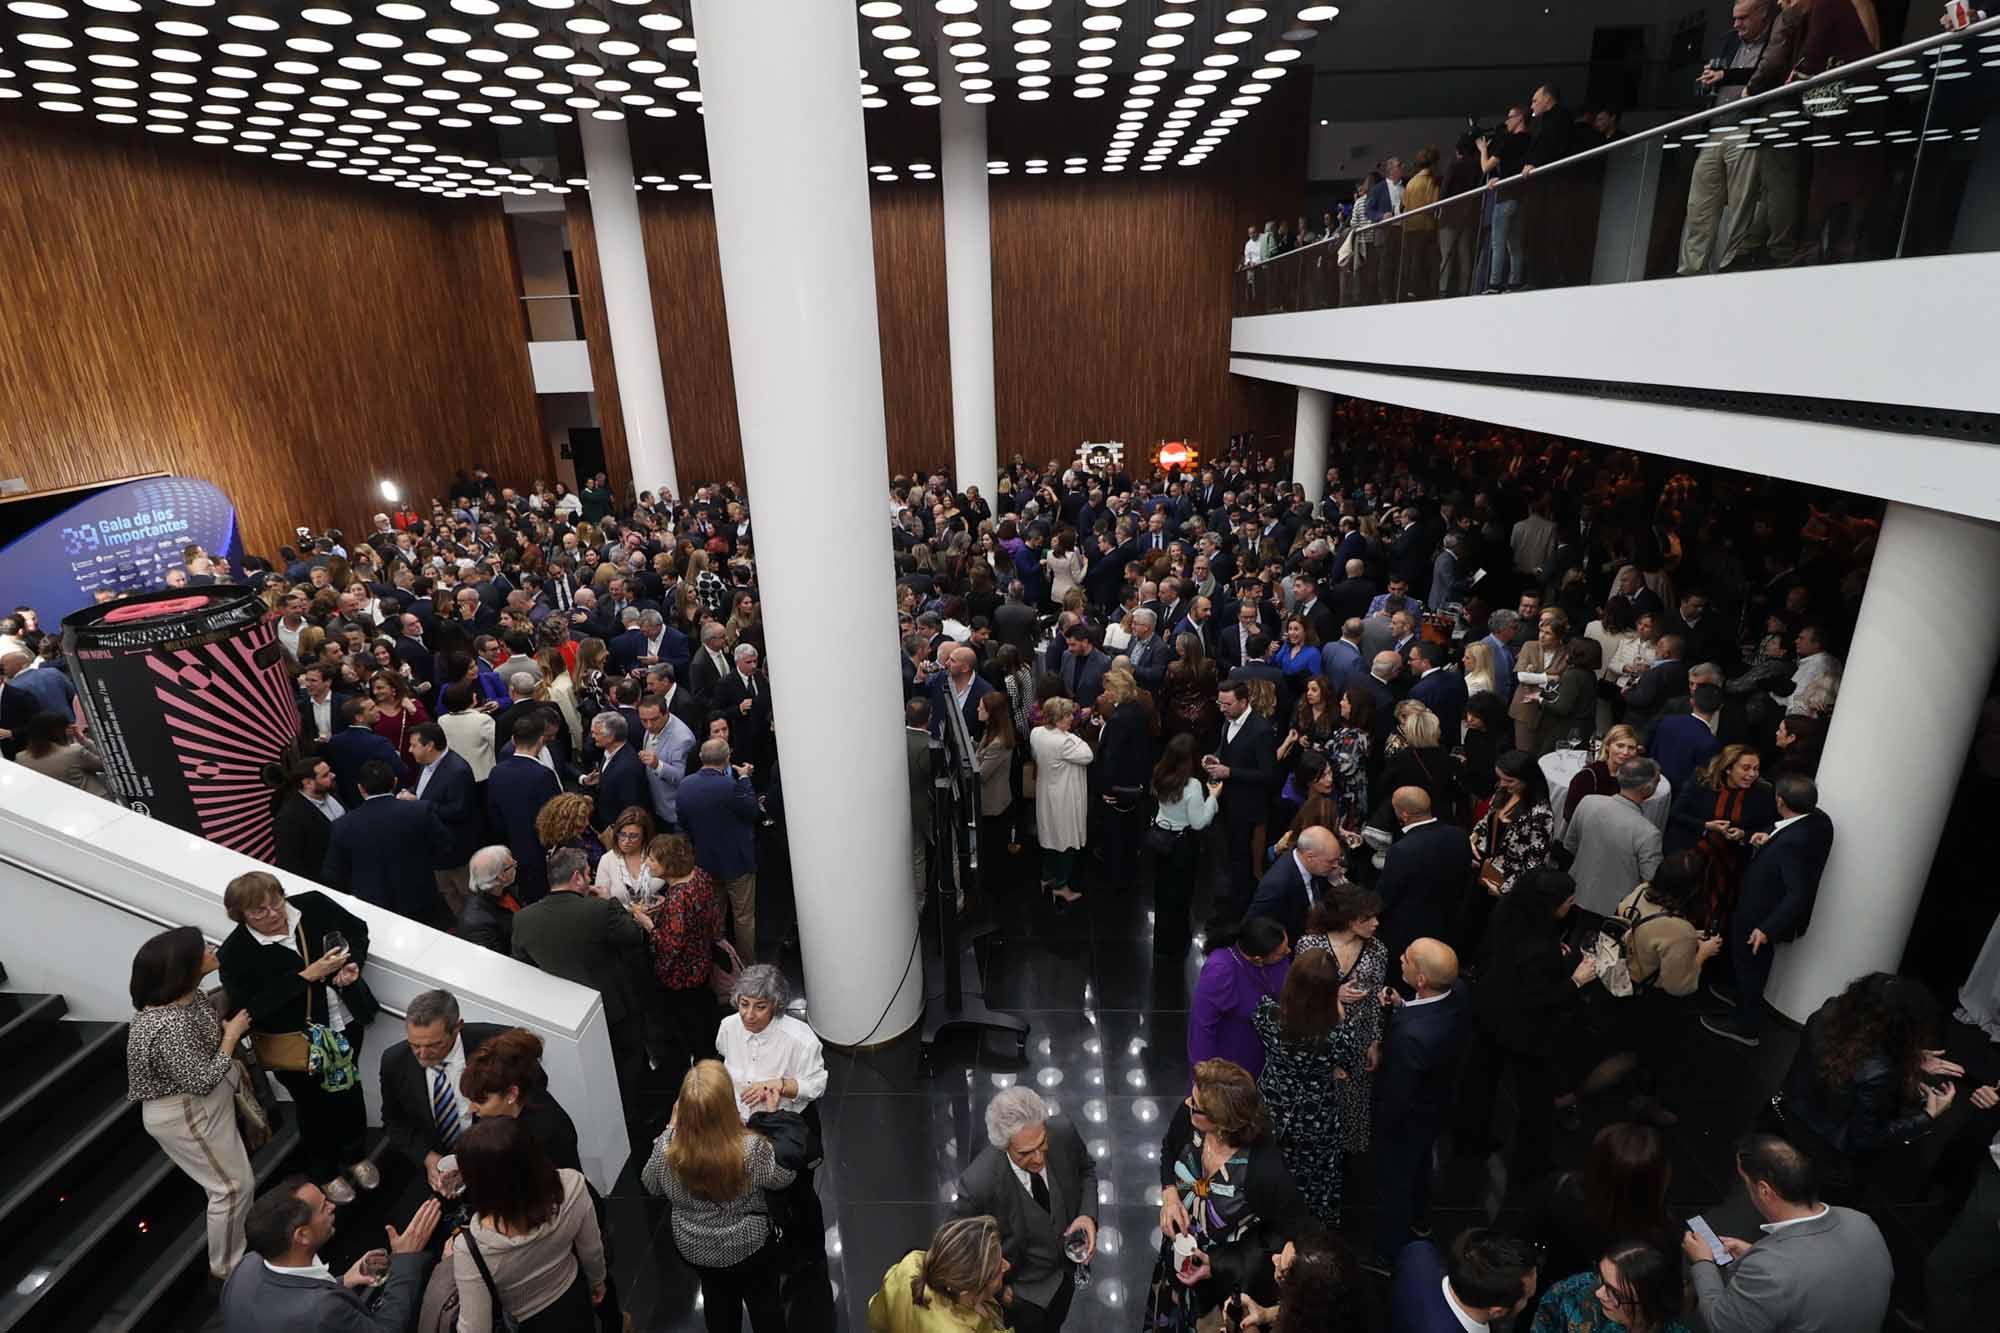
[63,587,301,861]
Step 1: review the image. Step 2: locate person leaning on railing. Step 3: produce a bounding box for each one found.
[1399,147,1443,301]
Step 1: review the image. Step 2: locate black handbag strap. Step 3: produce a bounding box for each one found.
[461,1229,513,1330]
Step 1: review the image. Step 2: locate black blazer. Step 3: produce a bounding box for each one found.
[591,744,654,829]
[710,670,772,758]
[1409,670,1468,753]
[1054,648,1112,704]
[1375,985,1471,1125]
[455,891,514,955]
[378,1021,510,1167]
[487,755,563,901]
[415,749,484,867]
[1093,700,1155,796]
[1376,820,1472,959]
[1214,710,1278,832]
[294,690,353,750]
[509,890,652,1024]
[216,890,380,1037]
[323,795,451,923]
[1737,809,1835,942]
[1156,1101,1308,1302]
[0,681,37,760]
[1246,852,1320,942]
[687,649,730,705]
[324,725,407,807]
[271,791,336,880]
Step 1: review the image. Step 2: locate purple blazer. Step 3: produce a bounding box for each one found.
[1189,946,1293,1082]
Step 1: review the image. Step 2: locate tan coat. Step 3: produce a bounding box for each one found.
[1507,637,1569,753]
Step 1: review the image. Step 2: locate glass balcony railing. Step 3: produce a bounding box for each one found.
[1235,13,2000,316]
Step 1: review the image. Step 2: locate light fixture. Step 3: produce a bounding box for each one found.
[1081,14,1120,31]
[859,1,901,16]
[934,0,976,12]
[871,23,912,40]
[1155,10,1193,26]
[1297,4,1340,18]
[1215,30,1253,45]
[1225,6,1267,20]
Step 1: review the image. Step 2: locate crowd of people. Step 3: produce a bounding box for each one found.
[56,398,1996,1333]
[1237,0,1902,305]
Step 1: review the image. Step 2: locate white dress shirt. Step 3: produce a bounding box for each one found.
[310,693,333,738]
[716,1013,828,1123]
[425,1034,475,1140]
[265,1257,337,1284]
[307,791,346,822]
[1769,812,1808,838]
[1759,1203,1830,1235]
[1224,711,1248,746]
[1442,1279,1485,1333]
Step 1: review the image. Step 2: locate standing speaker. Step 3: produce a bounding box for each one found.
[62,586,301,860]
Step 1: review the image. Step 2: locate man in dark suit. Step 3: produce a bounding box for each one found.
[219,1179,439,1333]
[324,697,406,806]
[511,848,653,1123]
[272,758,343,880]
[678,738,762,961]
[709,642,773,771]
[583,710,653,828]
[1372,938,1471,1269]
[1290,573,1337,646]
[407,724,481,917]
[1619,633,1689,743]
[1326,558,1378,627]
[1386,1228,1539,1333]
[954,1087,1100,1333]
[992,584,1042,655]
[1080,534,1131,613]
[1246,826,1344,941]
[926,643,995,739]
[293,664,351,751]
[487,715,563,902]
[688,621,733,705]
[1704,774,1835,1048]
[1376,788,1472,961]
[1055,624,1111,704]
[1206,679,1277,910]
[377,988,508,1199]
[1354,652,1401,752]
[1227,635,1293,734]
[391,614,433,688]
[1214,598,1263,675]
[604,608,650,674]
[323,761,450,924]
[1406,641,1467,747]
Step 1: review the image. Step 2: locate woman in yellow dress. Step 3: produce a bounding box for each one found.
[867,1215,1010,1333]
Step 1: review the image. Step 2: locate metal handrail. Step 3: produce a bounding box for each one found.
[1258,10,2000,259]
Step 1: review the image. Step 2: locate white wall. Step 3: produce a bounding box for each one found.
[0,764,631,1192]
[529,340,594,395]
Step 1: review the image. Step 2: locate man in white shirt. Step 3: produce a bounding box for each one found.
[274,591,310,661]
[1241,224,1262,268]
[1777,624,1839,716]
[219,1178,439,1332]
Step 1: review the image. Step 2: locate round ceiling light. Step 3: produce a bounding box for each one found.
[1297,5,1340,20]
[228,13,282,31]
[1145,33,1183,49]
[377,1,423,18]
[85,23,139,40]
[636,12,680,29]
[1081,14,1120,31]
[871,23,912,40]
[948,41,984,56]
[447,0,495,11]
[82,0,143,10]
[1225,6,1267,21]
[940,20,979,36]
[1079,35,1116,49]
[1215,30,1253,44]
[1012,18,1051,35]
[935,0,976,13]
[859,1,900,16]
[1263,47,1301,60]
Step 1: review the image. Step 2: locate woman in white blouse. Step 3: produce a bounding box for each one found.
[716,965,827,1124]
[594,807,662,904]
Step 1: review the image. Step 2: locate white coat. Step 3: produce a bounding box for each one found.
[1030,725,1094,852]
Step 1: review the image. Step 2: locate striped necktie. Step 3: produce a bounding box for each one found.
[433,1067,462,1149]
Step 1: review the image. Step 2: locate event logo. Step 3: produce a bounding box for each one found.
[1,477,238,623]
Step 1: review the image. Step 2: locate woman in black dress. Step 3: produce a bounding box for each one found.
[1253,951,1363,1225]
[215,871,377,1201]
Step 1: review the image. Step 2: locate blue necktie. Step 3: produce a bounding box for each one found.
[433,1067,462,1149]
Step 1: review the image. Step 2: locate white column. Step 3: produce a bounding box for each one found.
[939,40,998,501]
[1769,501,2000,1021]
[693,0,922,1046]
[578,116,678,502]
[1291,387,1332,501]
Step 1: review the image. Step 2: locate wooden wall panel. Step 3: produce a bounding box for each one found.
[571,77,1307,491]
[564,196,630,496]
[0,119,545,557]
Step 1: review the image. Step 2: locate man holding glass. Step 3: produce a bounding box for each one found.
[377,988,508,1212]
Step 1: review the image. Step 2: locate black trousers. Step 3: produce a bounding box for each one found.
[1008,1266,1077,1333]
[1373,1111,1443,1261]
[1150,827,1198,956]
[276,1024,368,1181]
[695,1239,788,1333]
[659,983,718,1087]
[1927,1153,2000,1333]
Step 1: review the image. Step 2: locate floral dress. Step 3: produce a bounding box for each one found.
[1530,1270,1692,1333]
[1470,798,1556,894]
[1252,995,1362,1225]
[1326,935,1388,1151]
[1326,725,1371,835]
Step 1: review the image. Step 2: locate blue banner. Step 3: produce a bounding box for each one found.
[0,477,239,624]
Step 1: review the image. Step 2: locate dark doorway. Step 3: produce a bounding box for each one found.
[1587,26,1648,115]
[567,427,606,491]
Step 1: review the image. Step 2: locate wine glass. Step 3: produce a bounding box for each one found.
[321,931,349,960]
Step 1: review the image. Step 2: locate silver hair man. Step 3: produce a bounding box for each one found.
[469,845,514,893]
[984,1085,1050,1149]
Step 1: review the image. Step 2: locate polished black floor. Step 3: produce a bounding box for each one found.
[175,826,2000,1332]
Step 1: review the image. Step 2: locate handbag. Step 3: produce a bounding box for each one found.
[461,1230,522,1333]
[1021,760,1038,799]
[230,1060,275,1152]
[710,938,744,1004]
[1144,821,1186,858]
[251,926,320,1072]
[1477,806,1507,893]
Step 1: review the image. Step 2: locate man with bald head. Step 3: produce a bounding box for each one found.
[1246,826,1344,942]
[1376,788,1473,963]
[1353,650,1401,749]
[926,642,994,740]
[1370,937,1471,1272]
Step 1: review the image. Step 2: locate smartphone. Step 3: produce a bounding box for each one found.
[1687,1214,1731,1266]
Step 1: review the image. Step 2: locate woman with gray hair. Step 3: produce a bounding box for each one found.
[715,963,827,1123]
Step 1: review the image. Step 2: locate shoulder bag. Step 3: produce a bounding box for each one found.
[461,1230,522,1333]
[249,924,318,1073]
[1477,805,1508,894]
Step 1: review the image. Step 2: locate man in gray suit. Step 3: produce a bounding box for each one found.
[221,1176,440,1332]
[1683,1134,1892,1333]
[1562,757,1665,919]
[954,1087,1100,1333]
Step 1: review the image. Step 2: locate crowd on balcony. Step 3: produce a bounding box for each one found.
[0,395,1967,1331]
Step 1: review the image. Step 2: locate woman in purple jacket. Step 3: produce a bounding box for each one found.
[1188,916,1293,1081]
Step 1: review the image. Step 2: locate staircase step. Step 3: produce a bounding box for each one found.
[0,993,69,1060]
[0,1112,179,1330]
[0,1021,125,1140]
[0,1079,138,1238]
[44,1107,304,1333]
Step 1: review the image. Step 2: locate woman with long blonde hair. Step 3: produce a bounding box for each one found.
[642,1061,795,1333]
[867,1215,1009,1333]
